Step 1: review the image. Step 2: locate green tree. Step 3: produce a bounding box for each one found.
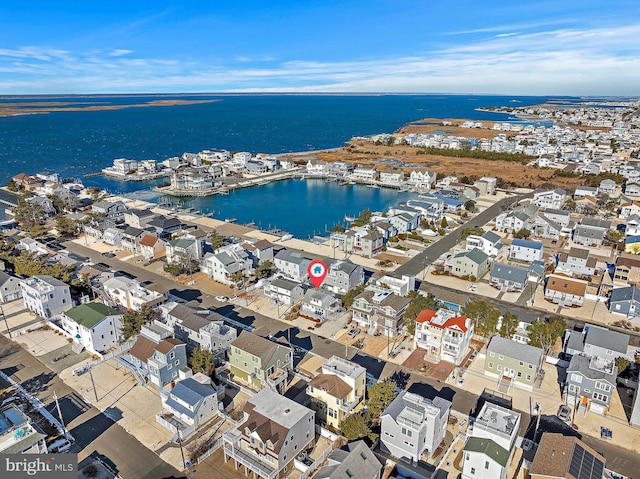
[332,224,345,232]
[0,237,15,261]
[366,380,398,421]
[465,200,475,212]
[14,199,44,229]
[255,260,275,279]
[164,262,185,276]
[190,347,214,374]
[6,179,19,192]
[404,291,438,335]
[339,413,371,441]
[499,312,519,339]
[210,229,224,250]
[440,217,448,229]
[527,316,566,354]
[351,209,372,227]
[121,304,157,340]
[605,229,624,246]
[514,228,531,239]
[342,284,366,309]
[563,199,577,211]
[616,356,630,377]
[460,227,485,239]
[56,216,78,237]
[13,251,46,277]
[462,300,501,337]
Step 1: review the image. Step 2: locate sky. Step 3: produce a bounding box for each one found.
[1,0,640,95]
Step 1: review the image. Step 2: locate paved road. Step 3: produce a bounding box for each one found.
[0,334,183,479]
[63,241,638,478]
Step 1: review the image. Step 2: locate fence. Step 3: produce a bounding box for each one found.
[197,437,224,464]
[298,443,334,479]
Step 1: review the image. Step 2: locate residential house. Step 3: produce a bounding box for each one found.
[609,285,640,319]
[20,275,72,318]
[474,177,497,195]
[26,196,56,217]
[544,273,588,307]
[0,406,47,454]
[306,159,328,174]
[157,375,221,439]
[324,259,364,295]
[495,211,531,233]
[222,389,315,479]
[489,263,529,292]
[139,234,165,260]
[229,331,293,393]
[299,288,342,322]
[351,289,411,337]
[408,170,436,189]
[307,356,366,429]
[529,433,605,479]
[343,229,384,258]
[166,236,203,265]
[531,188,567,209]
[465,231,503,258]
[556,247,597,277]
[11,173,42,192]
[18,237,48,255]
[407,196,444,221]
[462,403,520,479]
[124,208,155,228]
[565,354,617,415]
[91,199,126,220]
[123,327,188,388]
[102,227,124,246]
[573,218,611,247]
[351,164,377,182]
[242,238,274,266]
[328,161,353,177]
[102,276,165,311]
[314,441,383,479]
[202,248,252,286]
[574,186,598,199]
[379,169,404,186]
[624,235,640,254]
[60,302,122,354]
[274,250,311,283]
[484,336,544,392]
[380,391,451,463]
[160,302,237,356]
[619,200,640,219]
[564,326,630,361]
[509,239,544,263]
[121,226,148,253]
[147,215,183,238]
[450,248,490,280]
[375,273,416,297]
[613,252,640,285]
[389,212,419,234]
[625,214,640,237]
[599,179,617,195]
[0,271,22,303]
[373,221,398,241]
[575,195,598,214]
[624,181,640,196]
[413,309,474,365]
[264,278,305,307]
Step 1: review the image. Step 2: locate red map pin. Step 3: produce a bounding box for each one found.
[308,260,328,288]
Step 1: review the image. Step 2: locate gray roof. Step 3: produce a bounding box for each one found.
[585,326,629,354]
[490,262,529,284]
[482,231,501,244]
[382,391,451,423]
[575,226,606,240]
[327,258,360,275]
[544,208,570,216]
[455,247,489,265]
[567,355,616,383]
[34,275,67,287]
[610,285,640,304]
[566,330,585,353]
[165,378,216,419]
[275,249,309,265]
[511,238,543,250]
[487,336,543,365]
[270,278,303,291]
[315,441,382,479]
[579,217,611,229]
[168,304,209,332]
[123,226,144,237]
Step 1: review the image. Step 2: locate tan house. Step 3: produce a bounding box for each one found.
[614,253,640,285]
[229,331,293,393]
[307,356,366,429]
[139,234,165,260]
[544,273,588,307]
[529,433,605,479]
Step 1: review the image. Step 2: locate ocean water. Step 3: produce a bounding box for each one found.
[0,94,556,234]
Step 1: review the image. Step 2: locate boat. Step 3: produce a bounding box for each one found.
[280,234,293,241]
[224,218,237,223]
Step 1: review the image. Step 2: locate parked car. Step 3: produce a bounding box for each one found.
[102,251,116,258]
[347,328,361,339]
[215,295,229,302]
[557,404,571,422]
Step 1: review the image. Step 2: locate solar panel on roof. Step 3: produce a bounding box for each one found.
[568,444,604,479]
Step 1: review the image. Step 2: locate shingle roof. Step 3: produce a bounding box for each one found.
[610,285,640,304]
[546,274,588,297]
[270,278,302,291]
[231,330,289,361]
[511,238,543,250]
[463,437,510,468]
[65,302,121,329]
[487,336,543,365]
[308,373,352,399]
[567,355,616,383]
[482,231,501,244]
[455,247,489,265]
[585,326,629,354]
[490,262,529,284]
[315,441,382,479]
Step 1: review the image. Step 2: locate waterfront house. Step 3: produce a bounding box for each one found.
[609,285,640,319]
[314,441,383,479]
[306,159,328,175]
[159,302,236,357]
[123,326,188,388]
[0,406,47,454]
[388,212,419,234]
[529,433,606,479]
[139,234,165,260]
[564,325,630,361]
[328,161,354,177]
[380,391,451,463]
[170,168,214,191]
[565,354,617,415]
[379,169,404,186]
[509,238,544,263]
[613,252,640,285]
[11,173,42,192]
[264,278,305,307]
[351,164,377,182]
[20,275,72,318]
[91,199,126,220]
[0,271,22,303]
[274,250,311,283]
[373,220,398,240]
[324,259,364,295]
[307,356,366,429]
[299,288,342,322]
[60,302,122,354]
[407,196,444,221]
[26,196,56,217]
[484,336,543,392]
[531,188,567,209]
[408,170,436,189]
[462,402,520,479]
[147,215,183,239]
[465,231,503,258]
[489,262,529,292]
[157,375,221,440]
[555,247,596,277]
[102,276,165,311]
[222,388,315,479]
[544,273,588,306]
[450,248,490,280]
[351,289,411,337]
[413,309,474,365]
[229,330,293,393]
[573,217,611,247]
[124,208,155,228]
[343,228,384,258]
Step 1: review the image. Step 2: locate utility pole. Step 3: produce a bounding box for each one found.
[1,306,11,338]
[176,423,187,469]
[53,391,67,436]
[88,367,98,403]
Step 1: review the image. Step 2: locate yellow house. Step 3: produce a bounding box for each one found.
[307,356,366,429]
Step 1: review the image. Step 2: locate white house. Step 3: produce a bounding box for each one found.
[20,275,72,318]
[509,239,544,263]
[274,249,311,283]
[413,309,474,365]
[264,278,305,307]
[102,276,165,311]
[465,231,503,257]
[531,188,567,209]
[60,302,122,354]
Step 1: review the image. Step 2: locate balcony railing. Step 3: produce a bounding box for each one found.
[223,438,278,479]
[338,394,363,413]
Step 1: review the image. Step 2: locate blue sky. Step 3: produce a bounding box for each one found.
[1,1,639,95]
